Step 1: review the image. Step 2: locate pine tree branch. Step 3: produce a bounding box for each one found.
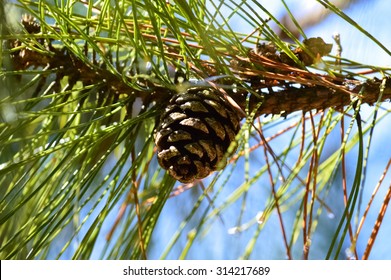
[8,38,391,117]
[3,3,391,261]
[6,16,391,121]
[249,79,391,117]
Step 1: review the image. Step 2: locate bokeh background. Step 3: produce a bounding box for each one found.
[96,0,391,259]
[2,0,391,260]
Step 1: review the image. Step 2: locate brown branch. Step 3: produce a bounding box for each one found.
[10,47,391,118]
[7,17,391,119]
[249,79,391,117]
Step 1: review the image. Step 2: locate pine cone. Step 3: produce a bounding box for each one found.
[155,87,241,183]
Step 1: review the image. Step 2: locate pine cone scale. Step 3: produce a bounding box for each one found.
[179,118,209,134]
[167,130,192,142]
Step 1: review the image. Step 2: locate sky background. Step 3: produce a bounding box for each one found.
[58,0,391,260]
[139,0,391,260]
[3,0,391,261]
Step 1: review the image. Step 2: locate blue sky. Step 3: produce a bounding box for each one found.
[62,0,391,260]
[146,0,391,260]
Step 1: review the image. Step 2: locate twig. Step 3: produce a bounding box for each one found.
[7,21,391,121]
[362,179,391,259]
